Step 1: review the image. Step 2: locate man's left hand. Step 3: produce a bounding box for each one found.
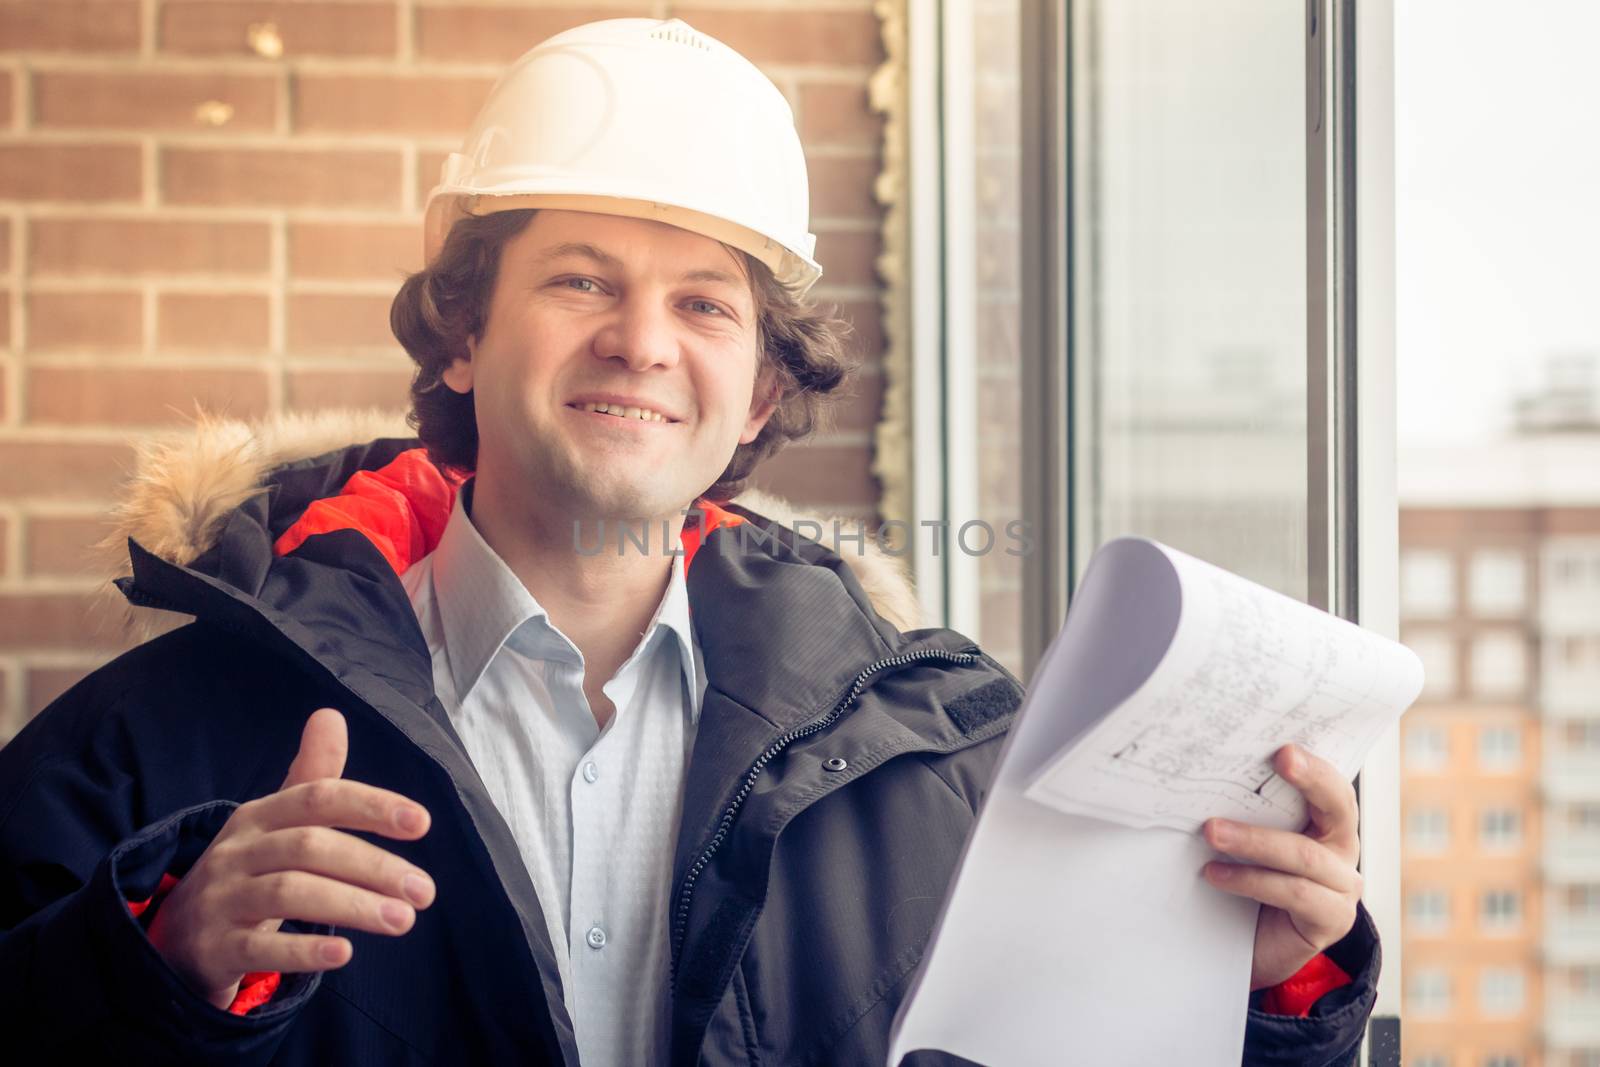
[1200,743,1363,991]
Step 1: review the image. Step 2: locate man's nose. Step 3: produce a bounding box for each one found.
[594,295,681,372]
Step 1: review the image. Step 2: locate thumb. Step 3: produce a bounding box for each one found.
[280,707,348,790]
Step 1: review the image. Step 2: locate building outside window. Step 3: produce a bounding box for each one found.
[1409,807,1452,853]
[1470,633,1527,700]
[1480,889,1521,932]
[1403,549,1457,616]
[1478,968,1526,1016]
[1481,1055,1522,1067]
[1477,725,1522,772]
[1408,632,1459,699]
[1469,549,1526,616]
[1479,808,1523,851]
[1408,968,1453,1017]
[1408,889,1451,934]
[1407,723,1451,772]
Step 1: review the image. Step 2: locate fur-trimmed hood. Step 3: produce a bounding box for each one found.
[105,409,921,632]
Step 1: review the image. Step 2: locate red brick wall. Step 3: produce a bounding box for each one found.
[0,0,887,736]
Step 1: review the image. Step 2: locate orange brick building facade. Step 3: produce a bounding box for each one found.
[0,0,892,735]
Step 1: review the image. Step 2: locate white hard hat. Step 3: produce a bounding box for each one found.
[423,18,822,294]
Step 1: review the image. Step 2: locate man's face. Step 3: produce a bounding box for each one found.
[443,209,776,521]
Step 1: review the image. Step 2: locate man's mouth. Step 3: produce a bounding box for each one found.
[569,401,676,424]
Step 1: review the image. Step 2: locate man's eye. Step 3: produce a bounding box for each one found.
[688,300,724,316]
[564,277,598,293]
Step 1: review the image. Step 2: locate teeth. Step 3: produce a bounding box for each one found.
[579,401,667,422]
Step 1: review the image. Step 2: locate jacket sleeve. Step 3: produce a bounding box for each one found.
[1240,900,1382,1067]
[0,677,324,1064]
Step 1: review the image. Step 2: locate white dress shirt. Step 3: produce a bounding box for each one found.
[402,487,705,1066]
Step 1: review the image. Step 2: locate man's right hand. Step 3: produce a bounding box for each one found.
[147,707,435,1010]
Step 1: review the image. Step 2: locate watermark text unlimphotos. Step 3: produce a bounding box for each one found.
[572,510,1036,558]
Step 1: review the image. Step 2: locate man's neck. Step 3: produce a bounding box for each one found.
[466,474,685,728]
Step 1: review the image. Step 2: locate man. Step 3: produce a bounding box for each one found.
[0,18,1379,1065]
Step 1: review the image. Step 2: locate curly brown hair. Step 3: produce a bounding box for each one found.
[390,209,853,501]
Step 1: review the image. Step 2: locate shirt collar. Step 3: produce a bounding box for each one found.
[430,482,700,719]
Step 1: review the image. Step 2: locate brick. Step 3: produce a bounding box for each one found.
[286,367,412,413]
[799,82,882,149]
[414,5,651,63]
[26,291,143,351]
[34,71,279,132]
[0,70,13,129]
[0,218,9,274]
[0,513,7,574]
[0,440,135,499]
[672,9,882,66]
[0,1,141,54]
[830,366,882,433]
[0,593,130,650]
[157,292,270,349]
[289,221,419,282]
[25,515,111,578]
[813,229,879,289]
[32,218,271,276]
[0,144,142,202]
[287,292,396,350]
[749,443,875,508]
[163,147,401,209]
[159,1,397,58]
[27,366,270,426]
[30,666,102,717]
[415,150,451,210]
[843,300,884,363]
[294,73,492,137]
[808,155,879,220]
[0,290,10,350]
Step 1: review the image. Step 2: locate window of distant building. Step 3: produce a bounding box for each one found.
[1477,725,1521,772]
[1478,968,1525,1016]
[1482,1055,1523,1067]
[1574,805,1600,834]
[1569,884,1600,914]
[1573,1052,1600,1067]
[1567,721,1600,750]
[1402,549,1456,616]
[1469,549,1526,615]
[1408,968,1451,1016]
[1406,723,1450,772]
[1408,888,1450,934]
[1480,889,1521,932]
[1411,1056,1449,1067]
[1470,633,1526,699]
[1408,807,1451,853]
[1479,808,1522,851]
[1407,632,1457,699]
[1574,966,1600,995]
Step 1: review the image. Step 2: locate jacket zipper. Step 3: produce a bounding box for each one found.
[669,645,980,980]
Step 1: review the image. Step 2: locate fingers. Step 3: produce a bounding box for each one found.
[240,778,431,840]
[244,826,436,908]
[1203,862,1358,947]
[215,927,354,976]
[281,708,349,791]
[227,869,419,936]
[1274,744,1360,859]
[1202,818,1362,895]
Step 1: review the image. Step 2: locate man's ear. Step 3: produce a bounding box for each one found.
[442,335,477,394]
[739,368,781,445]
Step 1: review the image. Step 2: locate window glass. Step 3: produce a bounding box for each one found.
[1407,723,1450,772]
[1478,968,1526,1016]
[1477,725,1522,772]
[1408,888,1451,934]
[1408,807,1451,853]
[1406,632,1458,699]
[1470,633,1527,700]
[1403,549,1457,616]
[1407,968,1452,1017]
[1479,808,1523,852]
[1469,550,1526,615]
[1480,889,1522,931]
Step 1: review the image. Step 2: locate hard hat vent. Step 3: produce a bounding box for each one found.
[649,25,712,51]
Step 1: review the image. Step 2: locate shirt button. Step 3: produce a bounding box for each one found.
[582,761,599,784]
[585,925,607,950]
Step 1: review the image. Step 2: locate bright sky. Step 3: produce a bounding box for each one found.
[1395,0,1600,446]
